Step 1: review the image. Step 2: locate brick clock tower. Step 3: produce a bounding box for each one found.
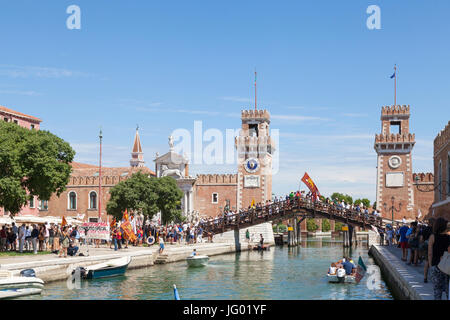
[374,105,416,220]
[235,109,274,210]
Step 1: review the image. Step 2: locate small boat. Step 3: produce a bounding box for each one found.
[0,288,42,299]
[0,270,44,290]
[74,256,132,279]
[186,255,209,267]
[252,245,270,251]
[327,269,356,284]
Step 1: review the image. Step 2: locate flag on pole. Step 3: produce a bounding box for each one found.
[61,216,67,227]
[355,256,367,283]
[390,72,395,78]
[301,172,320,197]
[250,199,255,208]
[123,209,129,222]
[110,218,116,229]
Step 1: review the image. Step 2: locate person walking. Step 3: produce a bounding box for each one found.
[31,224,39,254]
[159,236,165,254]
[18,224,26,253]
[399,223,410,261]
[428,217,449,300]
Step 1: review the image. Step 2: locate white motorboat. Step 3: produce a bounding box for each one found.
[0,270,44,290]
[0,288,42,299]
[186,255,209,267]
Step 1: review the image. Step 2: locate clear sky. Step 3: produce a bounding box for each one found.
[0,1,449,202]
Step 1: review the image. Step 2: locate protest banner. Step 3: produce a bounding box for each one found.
[79,222,110,240]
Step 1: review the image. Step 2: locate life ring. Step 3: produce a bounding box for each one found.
[146,236,155,245]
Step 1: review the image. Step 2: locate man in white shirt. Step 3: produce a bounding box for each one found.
[18,224,26,253]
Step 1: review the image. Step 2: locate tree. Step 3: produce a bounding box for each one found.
[155,176,184,225]
[0,121,75,215]
[306,218,318,232]
[107,172,159,219]
[331,192,353,204]
[106,173,184,225]
[373,201,377,210]
[322,219,331,232]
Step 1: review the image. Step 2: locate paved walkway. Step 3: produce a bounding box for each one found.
[373,244,435,300]
[0,242,230,270]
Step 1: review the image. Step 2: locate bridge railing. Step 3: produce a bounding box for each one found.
[200,197,383,234]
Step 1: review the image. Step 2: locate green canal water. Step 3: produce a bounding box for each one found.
[19,238,393,300]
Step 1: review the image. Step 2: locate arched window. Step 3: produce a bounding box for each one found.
[69,191,77,210]
[89,191,97,209]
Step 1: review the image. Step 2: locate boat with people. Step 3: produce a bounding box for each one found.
[0,269,44,290]
[326,257,359,284]
[186,249,209,267]
[72,256,132,279]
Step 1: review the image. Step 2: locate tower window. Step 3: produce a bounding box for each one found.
[212,193,218,204]
[249,124,259,137]
[390,121,401,134]
[29,197,35,208]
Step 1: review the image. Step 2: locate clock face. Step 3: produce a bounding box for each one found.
[388,156,402,169]
[244,158,259,173]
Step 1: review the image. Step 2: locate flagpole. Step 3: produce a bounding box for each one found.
[254,69,257,111]
[394,64,397,106]
[99,128,102,221]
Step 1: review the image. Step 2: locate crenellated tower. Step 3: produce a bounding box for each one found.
[235,109,275,210]
[374,105,416,219]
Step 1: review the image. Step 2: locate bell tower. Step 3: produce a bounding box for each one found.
[374,105,416,219]
[130,127,145,167]
[235,109,274,210]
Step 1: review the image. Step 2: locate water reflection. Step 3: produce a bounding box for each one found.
[19,238,392,300]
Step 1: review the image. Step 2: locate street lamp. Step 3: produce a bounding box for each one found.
[383,196,401,225]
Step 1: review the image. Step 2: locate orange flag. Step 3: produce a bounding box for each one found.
[110,218,116,229]
[61,216,67,227]
[123,209,129,221]
[301,172,320,196]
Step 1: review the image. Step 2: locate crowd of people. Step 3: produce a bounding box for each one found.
[0,222,82,258]
[378,216,449,300]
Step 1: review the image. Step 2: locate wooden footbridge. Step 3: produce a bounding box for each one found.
[200,197,383,236]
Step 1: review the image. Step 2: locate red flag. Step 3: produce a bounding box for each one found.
[123,209,129,221]
[301,172,320,196]
[61,216,67,227]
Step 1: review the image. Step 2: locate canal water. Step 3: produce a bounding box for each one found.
[19,237,393,300]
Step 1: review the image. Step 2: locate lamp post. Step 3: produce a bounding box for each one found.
[383,196,401,225]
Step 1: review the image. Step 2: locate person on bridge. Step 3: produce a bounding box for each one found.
[399,224,410,261]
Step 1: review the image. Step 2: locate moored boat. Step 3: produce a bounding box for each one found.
[0,270,44,290]
[327,273,356,284]
[186,255,209,267]
[74,256,132,279]
[0,288,42,299]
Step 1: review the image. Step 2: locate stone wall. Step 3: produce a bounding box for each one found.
[212,222,275,247]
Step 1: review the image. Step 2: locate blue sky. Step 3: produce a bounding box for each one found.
[0,1,449,202]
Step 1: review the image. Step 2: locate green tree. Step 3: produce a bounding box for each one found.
[0,121,75,215]
[306,218,318,232]
[106,174,184,225]
[155,176,184,225]
[373,201,377,210]
[335,222,344,231]
[322,219,331,232]
[107,171,159,219]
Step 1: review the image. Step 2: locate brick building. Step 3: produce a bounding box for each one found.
[44,129,155,221]
[374,105,434,221]
[0,106,42,217]
[430,121,450,220]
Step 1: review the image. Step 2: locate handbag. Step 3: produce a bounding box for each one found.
[438,251,450,275]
